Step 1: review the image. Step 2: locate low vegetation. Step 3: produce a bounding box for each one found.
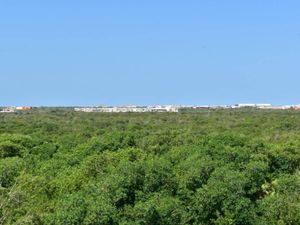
[1,109,300,224]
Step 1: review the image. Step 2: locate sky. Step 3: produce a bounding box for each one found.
[0,1,300,106]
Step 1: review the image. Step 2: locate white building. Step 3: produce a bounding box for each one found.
[235,103,257,108]
[0,107,16,113]
[74,105,179,113]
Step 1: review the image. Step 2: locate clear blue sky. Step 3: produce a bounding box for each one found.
[1,1,300,106]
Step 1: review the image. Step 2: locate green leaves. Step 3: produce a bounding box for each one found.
[257,175,300,224]
[0,142,23,158]
[1,110,300,224]
[0,134,35,158]
[0,157,24,188]
[123,193,184,225]
[191,168,254,224]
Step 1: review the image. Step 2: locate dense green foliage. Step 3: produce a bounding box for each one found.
[1,109,300,224]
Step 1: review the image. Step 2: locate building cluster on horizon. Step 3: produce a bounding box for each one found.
[0,106,33,113]
[74,105,179,113]
[190,103,300,110]
[74,104,300,112]
[2,104,300,113]
[231,103,299,110]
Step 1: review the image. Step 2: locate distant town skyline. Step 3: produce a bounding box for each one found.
[3,104,300,114]
[1,1,300,106]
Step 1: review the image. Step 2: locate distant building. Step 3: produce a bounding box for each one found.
[291,105,300,110]
[74,105,179,113]
[0,107,16,113]
[256,104,272,108]
[235,103,256,108]
[16,106,33,111]
[0,106,34,113]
